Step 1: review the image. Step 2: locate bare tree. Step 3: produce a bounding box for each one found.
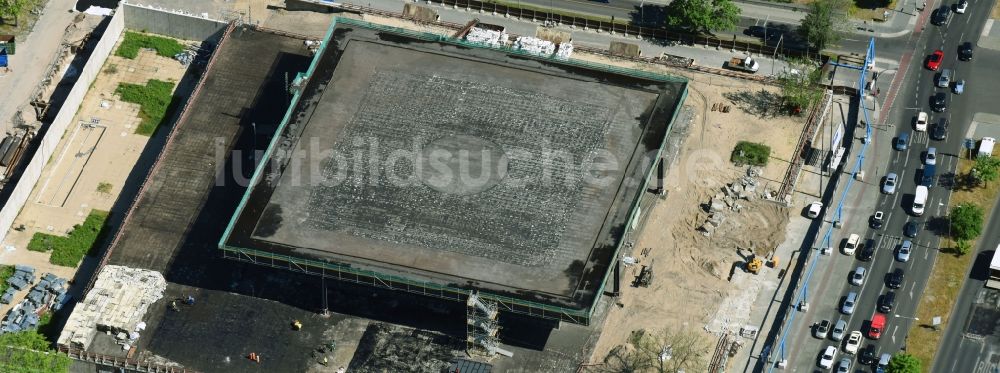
[595,328,712,373]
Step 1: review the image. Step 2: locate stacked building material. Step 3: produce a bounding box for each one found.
[466,27,508,48]
[57,266,165,350]
[514,36,556,56]
[1,271,69,333]
[555,42,573,60]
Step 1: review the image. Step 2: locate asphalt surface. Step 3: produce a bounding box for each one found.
[508,0,893,54]
[776,0,998,371]
[933,196,1000,373]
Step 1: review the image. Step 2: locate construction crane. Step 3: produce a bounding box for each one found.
[453,18,480,39]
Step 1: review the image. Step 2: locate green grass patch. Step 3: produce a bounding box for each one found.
[27,210,109,268]
[0,265,13,296]
[115,31,184,59]
[116,79,178,136]
[731,141,772,167]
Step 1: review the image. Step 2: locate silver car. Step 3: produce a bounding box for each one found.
[842,292,858,314]
[883,173,898,194]
[837,357,851,372]
[898,240,913,262]
[851,266,866,286]
[830,319,847,341]
[926,147,937,165]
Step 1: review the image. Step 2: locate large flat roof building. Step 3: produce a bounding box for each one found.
[220,18,687,324]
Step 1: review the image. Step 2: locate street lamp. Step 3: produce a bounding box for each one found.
[894,314,920,321]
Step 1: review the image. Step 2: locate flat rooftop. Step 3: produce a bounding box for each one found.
[224,19,686,311]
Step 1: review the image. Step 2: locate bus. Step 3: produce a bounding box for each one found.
[987,246,1000,290]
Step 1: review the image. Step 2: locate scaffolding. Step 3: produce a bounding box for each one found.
[466,291,512,357]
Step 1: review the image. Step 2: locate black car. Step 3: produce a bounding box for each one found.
[879,291,896,313]
[859,239,876,261]
[959,42,974,61]
[932,118,949,140]
[745,25,767,37]
[932,5,951,25]
[860,344,879,365]
[931,92,947,112]
[888,268,905,289]
[904,221,920,238]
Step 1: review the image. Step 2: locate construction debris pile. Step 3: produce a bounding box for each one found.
[57,266,166,350]
[466,26,508,48]
[174,41,213,67]
[1,267,71,333]
[699,167,762,237]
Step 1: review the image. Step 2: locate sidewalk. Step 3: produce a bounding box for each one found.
[372,0,793,76]
[0,0,80,133]
[730,0,923,38]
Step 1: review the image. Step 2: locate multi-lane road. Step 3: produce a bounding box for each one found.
[781,0,1000,370]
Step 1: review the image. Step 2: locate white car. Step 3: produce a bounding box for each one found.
[807,201,823,219]
[843,234,860,255]
[915,111,928,131]
[845,331,862,354]
[851,266,866,286]
[926,147,937,165]
[819,345,838,369]
[956,0,968,13]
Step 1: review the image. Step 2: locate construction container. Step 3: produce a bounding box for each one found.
[0,35,13,55]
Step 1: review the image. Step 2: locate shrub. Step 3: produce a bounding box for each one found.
[0,265,13,296]
[116,79,178,136]
[731,141,771,167]
[115,31,184,59]
[0,331,71,373]
[27,210,109,267]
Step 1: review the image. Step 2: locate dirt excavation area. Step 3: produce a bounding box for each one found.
[577,54,805,369]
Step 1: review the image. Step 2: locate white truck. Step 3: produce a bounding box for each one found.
[979,137,996,158]
[726,56,760,73]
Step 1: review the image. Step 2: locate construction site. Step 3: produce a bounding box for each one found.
[0,1,836,372]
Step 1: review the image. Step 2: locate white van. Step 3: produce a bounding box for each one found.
[913,186,928,216]
[979,137,996,158]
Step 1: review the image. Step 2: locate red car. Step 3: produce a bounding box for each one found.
[926,50,944,70]
[868,313,886,339]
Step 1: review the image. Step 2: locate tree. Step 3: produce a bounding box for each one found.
[972,156,1000,185]
[887,353,922,373]
[597,328,711,373]
[0,0,30,26]
[950,202,984,241]
[663,0,741,35]
[955,239,972,255]
[797,0,850,51]
[777,58,823,114]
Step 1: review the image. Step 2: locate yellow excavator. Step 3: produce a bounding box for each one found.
[746,255,763,274]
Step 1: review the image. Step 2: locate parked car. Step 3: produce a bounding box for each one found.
[831,319,848,341]
[905,221,920,238]
[819,346,838,369]
[851,266,866,286]
[815,319,831,339]
[959,41,974,60]
[888,268,905,289]
[843,234,861,255]
[845,331,863,354]
[807,201,823,219]
[898,240,913,262]
[926,50,944,70]
[931,92,948,112]
[883,173,898,194]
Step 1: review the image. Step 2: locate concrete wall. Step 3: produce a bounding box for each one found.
[123,3,227,42]
[0,10,125,245]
